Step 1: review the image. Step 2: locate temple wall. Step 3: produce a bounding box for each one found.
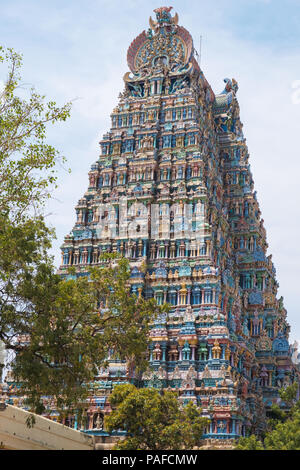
[0,404,94,450]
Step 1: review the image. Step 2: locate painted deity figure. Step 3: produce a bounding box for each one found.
[95,413,103,430]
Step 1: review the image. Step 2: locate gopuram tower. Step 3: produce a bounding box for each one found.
[58,7,299,442]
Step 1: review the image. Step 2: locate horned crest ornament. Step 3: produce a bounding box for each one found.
[149,6,179,31]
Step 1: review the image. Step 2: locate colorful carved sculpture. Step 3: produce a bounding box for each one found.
[3,7,298,446]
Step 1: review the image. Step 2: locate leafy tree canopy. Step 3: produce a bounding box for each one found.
[236,383,300,450]
[8,254,163,415]
[0,46,71,220]
[105,384,209,450]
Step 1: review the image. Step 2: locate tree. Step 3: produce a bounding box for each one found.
[235,435,264,451]
[0,46,71,408]
[0,44,72,390]
[236,383,300,450]
[105,384,209,450]
[262,412,300,450]
[0,46,163,415]
[0,46,71,221]
[236,413,300,451]
[2,248,163,414]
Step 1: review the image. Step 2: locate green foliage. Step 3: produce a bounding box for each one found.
[235,435,264,450]
[267,403,287,430]
[263,412,300,450]
[105,384,208,450]
[2,252,163,413]
[279,382,298,407]
[236,384,300,450]
[0,46,71,221]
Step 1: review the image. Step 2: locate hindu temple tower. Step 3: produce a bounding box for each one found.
[57,7,299,443]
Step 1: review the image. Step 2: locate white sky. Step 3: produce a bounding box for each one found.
[1,0,300,342]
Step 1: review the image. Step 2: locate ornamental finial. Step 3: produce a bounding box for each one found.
[222,77,239,95]
[149,6,179,31]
